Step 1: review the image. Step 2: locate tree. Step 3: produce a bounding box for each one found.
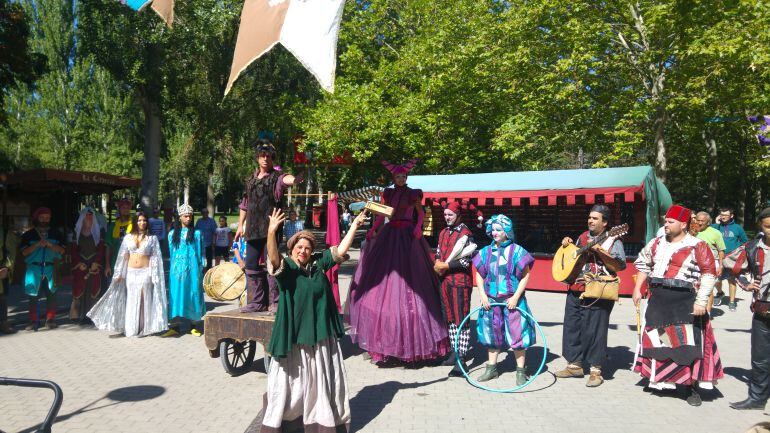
[300,0,769,215]
[0,0,140,175]
[0,0,45,125]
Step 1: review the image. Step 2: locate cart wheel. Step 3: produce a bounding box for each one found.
[219,339,256,376]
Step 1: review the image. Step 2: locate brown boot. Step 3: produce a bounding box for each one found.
[45,319,58,329]
[586,369,604,387]
[554,363,584,378]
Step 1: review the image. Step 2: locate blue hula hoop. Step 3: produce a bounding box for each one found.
[454,302,548,393]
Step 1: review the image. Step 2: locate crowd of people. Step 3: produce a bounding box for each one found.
[1,139,768,433]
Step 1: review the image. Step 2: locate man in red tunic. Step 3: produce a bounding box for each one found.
[434,201,477,376]
[632,204,723,406]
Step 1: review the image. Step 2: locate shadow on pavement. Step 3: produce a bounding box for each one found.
[349,378,448,432]
[724,366,751,384]
[17,385,166,433]
[602,345,635,379]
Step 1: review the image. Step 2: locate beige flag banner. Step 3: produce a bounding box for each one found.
[122,0,174,27]
[225,0,346,95]
[150,0,174,26]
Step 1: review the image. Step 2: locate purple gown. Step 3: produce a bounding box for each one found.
[346,186,449,362]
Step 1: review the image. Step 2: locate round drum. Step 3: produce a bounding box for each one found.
[203,263,246,301]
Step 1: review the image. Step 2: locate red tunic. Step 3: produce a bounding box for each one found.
[436,223,474,325]
[70,235,106,298]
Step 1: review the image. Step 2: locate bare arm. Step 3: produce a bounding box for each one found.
[592,246,623,273]
[22,242,40,257]
[337,211,368,257]
[266,209,286,272]
[632,272,648,306]
[235,209,247,241]
[49,243,65,255]
[475,270,490,310]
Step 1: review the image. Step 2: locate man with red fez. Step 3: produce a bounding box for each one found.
[632,204,724,406]
[21,207,66,330]
[434,201,477,376]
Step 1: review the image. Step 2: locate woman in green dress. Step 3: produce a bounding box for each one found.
[261,207,366,433]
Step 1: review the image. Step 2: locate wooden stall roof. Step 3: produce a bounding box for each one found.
[0,168,140,194]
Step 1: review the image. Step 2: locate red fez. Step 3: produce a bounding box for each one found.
[32,207,51,221]
[665,204,692,223]
[446,201,462,215]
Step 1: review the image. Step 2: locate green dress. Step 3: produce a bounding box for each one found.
[268,247,346,358]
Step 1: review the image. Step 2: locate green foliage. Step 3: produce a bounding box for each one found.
[1,0,768,218]
[0,0,140,174]
[300,0,770,214]
[0,0,46,126]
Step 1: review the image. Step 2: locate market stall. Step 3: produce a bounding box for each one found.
[407,165,672,295]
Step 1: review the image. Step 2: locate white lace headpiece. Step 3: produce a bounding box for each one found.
[177,203,193,216]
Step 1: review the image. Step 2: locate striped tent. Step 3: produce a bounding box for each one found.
[336,186,384,204]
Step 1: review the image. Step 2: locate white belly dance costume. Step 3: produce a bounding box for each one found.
[88,234,168,337]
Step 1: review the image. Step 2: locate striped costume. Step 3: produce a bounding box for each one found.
[436,223,476,356]
[633,234,724,388]
[472,241,536,350]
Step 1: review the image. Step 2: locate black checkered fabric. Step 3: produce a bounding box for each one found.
[448,322,471,357]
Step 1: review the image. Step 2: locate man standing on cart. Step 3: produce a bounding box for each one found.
[234,138,301,314]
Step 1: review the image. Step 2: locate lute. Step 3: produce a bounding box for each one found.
[552,223,629,282]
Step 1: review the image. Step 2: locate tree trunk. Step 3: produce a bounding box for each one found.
[704,131,718,212]
[207,173,216,216]
[738,138,748,223]
[140,94,162,212]
[184,178,190,205]
[654,108,668,183]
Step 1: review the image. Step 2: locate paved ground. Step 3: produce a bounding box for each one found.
[0,247,767,433]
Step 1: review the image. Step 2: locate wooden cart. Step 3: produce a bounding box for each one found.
[204,309,275,376]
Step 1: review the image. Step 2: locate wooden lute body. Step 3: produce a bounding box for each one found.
[551,224,629,282]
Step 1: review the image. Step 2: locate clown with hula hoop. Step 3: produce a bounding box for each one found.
[466,214,541,386]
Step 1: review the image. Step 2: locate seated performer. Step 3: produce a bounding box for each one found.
[261,208,366,433]
[632,204,723,406]
[433,201,477,376]
[472,214,536,384]
[163,204,205,337]
[88,212,167,337]
[70,207,109,323]
[347,159,449,366]
[725,207,770,411]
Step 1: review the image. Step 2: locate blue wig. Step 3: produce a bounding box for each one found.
[485,214,515,242]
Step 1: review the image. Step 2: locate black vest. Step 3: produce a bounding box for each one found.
[244,170,283,240]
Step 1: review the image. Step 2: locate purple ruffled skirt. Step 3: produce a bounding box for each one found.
[346,223,449,362]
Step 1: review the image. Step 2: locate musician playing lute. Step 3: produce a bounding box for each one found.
[554,204,626,388]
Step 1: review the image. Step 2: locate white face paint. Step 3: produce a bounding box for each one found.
[491,223,507,244]
[444,209,458,226]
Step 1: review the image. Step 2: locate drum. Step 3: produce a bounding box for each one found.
[203,262,246,301]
